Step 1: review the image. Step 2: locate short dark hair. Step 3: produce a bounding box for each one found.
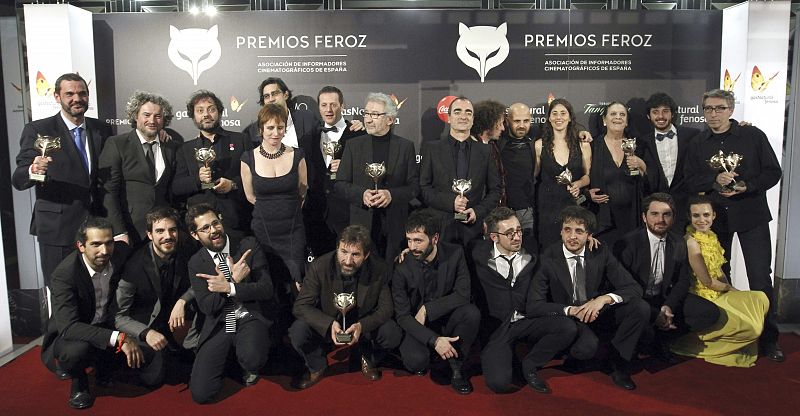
[471,100,506,137]
[145,206,181,233]
[642,192,675,215]
[645,92,678,125]
[76,216,113,244]
[448,96,472,115]
[257,103,289,134]
[484,206,517,234]
[257,77,292,106]
[405,208,441,237]
[54,73,88,94]
[317,85,344,105]
[185,203,218,232]
[339,224,373,254]
[186,89,225,115]
[687,194,716,216]
[559,205,597,234]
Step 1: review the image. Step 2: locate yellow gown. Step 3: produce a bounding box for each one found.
[670,227,769,367]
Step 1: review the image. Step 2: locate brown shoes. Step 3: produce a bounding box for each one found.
[360,357,382,381]
[293,367,326,390]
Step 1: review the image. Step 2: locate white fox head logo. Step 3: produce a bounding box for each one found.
[456,22,509,83]
[168,25,222,85]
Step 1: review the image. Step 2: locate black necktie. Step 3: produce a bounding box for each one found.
[572,255,587,304]
[144,141,156,177]
[456,141,468,179]
[321,125,338,133]
[216,252,237,333]
[501,255,515,286]
[655,131,675,141]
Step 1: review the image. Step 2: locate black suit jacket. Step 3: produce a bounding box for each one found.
[638,126,699,222]
[528,243,642,317]
[614,228,691,312]
[392,243,471,344]
[335,132,419,255]
[243,107,318,148]
[293,252,393,337]
[188,235,273,348]
[98,130,179,243]
[12,113,114,246]
[172,128,252,232]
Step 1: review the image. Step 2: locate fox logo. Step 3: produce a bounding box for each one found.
[167,25,222,85]
[456,22,509,83]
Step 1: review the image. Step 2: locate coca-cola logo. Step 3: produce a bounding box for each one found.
[437,95,457,123]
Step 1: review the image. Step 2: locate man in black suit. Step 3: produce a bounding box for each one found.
[420,96,501,246]
[40,217,138,409]
[173,90,252,239]
[684,88,784,361]
[186,203,273,404]
[638,92,700,230]
[335,92,420,260]
[529,206,649,390]
[392,209,480,394]
[114,207,196,386]
[242,77,317,148]
[614,193,720,360]
[99,91,179,246]
[290,225,401,390]
[472,207,577,394]
[12,73,114,287]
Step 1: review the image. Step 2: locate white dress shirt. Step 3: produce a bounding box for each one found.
[491,243,529,322]
[321,117,347,168]
[206,236,238,297]
[646,228,666,295]
[561,245,621,315]
[135,130,165,181]
[654,125,678,187]
[282,112,299,148]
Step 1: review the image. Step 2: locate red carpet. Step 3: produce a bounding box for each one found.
[1,334,799,415]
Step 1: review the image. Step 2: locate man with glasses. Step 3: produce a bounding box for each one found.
[242,77,317,148]
[684,88,784,362]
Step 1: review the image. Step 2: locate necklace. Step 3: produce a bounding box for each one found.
[259,143,286,159]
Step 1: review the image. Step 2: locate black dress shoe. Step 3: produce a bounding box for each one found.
[68,391,94,409]
[611,371,636,390]
[243,371,260,386]
[360,357,382,381]
[413,369,427,376]
[525,371,551,394]
[450,369,473,395]
[292,368,325,390]
[761,342,785,363]
[55,368,71,380]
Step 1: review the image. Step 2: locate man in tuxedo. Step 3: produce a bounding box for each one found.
[114,207,196,386]
[290,225,401,389]
[684,88,784,361]
[40,217,137,409]
[12,72,114,287]
[472,207,577,394]
[172,90,252,239]
[186,203,273,403]
[471,100,507,207]
[529,206,649,390]
[242,77,317,148]
[419,96,501,246]
[335,92,420,260]
[639,92,700,230]
[614,193,720,360]
[392,209,480,394]
[99,91,179,246]
[497,103,538,244]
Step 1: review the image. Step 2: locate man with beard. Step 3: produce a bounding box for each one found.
[420,96,501,246]
[496,103,538,242]
[242,77,317,148]
[471,100,507,207]
[173,90,252,239]
[335,92,419,260]
[290,225,401,389]
[186,204,273,403]
[99,91,179,246]
[13,73,114,288]
[114,207,196,386]
[392,209,480,394]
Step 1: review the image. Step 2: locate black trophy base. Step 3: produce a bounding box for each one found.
[335,332,353,343]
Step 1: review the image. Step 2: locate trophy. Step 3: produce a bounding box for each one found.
[365,162,386,191]
[30,134,62,182]
[708,150,744,192]
[620,138,640,176]
[322,141,342,179]
[452,179,473,221]
[555,168,586,205]
[194,147,217,190]
[333,292,356,343]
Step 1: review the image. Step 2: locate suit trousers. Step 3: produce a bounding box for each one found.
[52,337,115,388]
[570,297,650,362]
[399,303,481,373]
[481,315,577,393]
[190,316,270,404]
[716,223,779,344]
[40,244,75,288]
[289,318,402,373]
[641,294,720,350]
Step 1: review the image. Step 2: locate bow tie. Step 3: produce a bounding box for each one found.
[321,126,339,133]
[655,131,675,141]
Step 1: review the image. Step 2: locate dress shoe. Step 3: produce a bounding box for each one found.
[611,371,636,390]
[68,391,94,409]
[413,369,428,376]
[450,368,473,395]
[360,357,382,381]
[243,370,260,386]
[293,367,325,390]
[525,371,551,394]
[762,343,786,363]
[55,368,71,380]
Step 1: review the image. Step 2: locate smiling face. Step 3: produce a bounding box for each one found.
[689,203,716,232]
[318,92,343,126]
[648,105,673,132]
[78,227,114,272]
[135,102,165,140]
[603,103,628,135]
[191,211,227,252]
[449,99,474,134]
[549,103,571,132]
[55,79,89,120]
[643,201,674,237]
[147,217,178,259]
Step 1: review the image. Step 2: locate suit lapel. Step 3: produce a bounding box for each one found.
[127,131,155,183]
[386,134,401,180]
[439,139,457,179]
[637,230,652,286]
[553,253,574,300]
[143,245,162,302]
[663,234,676,287]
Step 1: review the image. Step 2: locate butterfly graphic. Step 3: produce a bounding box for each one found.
[390,94,407,110]
[230,96,247,112]
[35,71,53,96]
[547,93,556,105]
[751,66,779,92]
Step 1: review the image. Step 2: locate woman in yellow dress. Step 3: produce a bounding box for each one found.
[670,195,769,367]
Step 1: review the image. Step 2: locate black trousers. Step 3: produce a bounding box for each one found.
[289,318,402,373]
[482,315,577,393]
[717,223,779,344]
[399,304,481,373]
[40,244,74,288]
[190,316,270,404]
[570,297,650,362]
[642,293,720,343]
[52,337,115,388]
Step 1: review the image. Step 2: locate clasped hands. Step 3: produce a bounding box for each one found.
[568,295,613,323]
[362,189,392,208]
[330,320,362,346]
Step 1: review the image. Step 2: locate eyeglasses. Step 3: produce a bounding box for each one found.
[364,112,387,119]
[195,219,222,234]
[493,228,523,239]
[703,106,731,113]
[262,90,284,100]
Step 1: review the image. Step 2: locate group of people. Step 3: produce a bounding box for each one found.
[13,72,783,409]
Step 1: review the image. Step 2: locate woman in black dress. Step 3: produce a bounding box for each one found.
[535,98,592,248]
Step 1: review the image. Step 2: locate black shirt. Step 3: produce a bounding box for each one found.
[502,136,536,209]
